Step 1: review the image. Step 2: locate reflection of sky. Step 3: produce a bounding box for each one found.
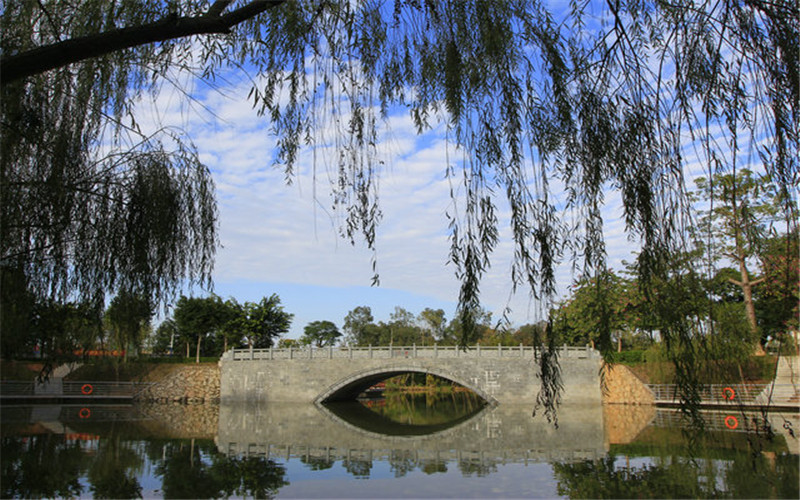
[280,458,563,499]
[129,452,565,498]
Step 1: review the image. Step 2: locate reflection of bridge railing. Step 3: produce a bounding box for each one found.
[221,442,605,465]
[651,408,777,434]
[223,344,599,361]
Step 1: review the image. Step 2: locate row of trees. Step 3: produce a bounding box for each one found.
[552,170,798,360]
[336,305,544,348]
[0,290,294,364]
[0,288,155,364]
[151,294,292,362]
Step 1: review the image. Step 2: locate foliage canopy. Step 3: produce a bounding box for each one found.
[3,0,797,321]
[2,0,797,416]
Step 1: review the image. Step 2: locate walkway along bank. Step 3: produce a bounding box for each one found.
[218,345,603,406]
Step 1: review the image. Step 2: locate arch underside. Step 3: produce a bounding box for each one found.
[315,366,497,404]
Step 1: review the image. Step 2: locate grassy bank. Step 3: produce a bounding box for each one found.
[611,351,778,384]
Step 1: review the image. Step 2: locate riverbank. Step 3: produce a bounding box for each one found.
[3,357,793,407]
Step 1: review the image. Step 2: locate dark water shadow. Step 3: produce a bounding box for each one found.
[319,392,490,437]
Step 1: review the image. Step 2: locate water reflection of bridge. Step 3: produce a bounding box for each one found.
[216,401,607,464]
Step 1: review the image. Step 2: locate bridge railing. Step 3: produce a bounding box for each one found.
[222,344,600,361]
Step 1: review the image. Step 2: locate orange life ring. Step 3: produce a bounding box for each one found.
[725,415,738,430]
[79,408,91,419]
[722,387,735,400]
[81,384,93,395]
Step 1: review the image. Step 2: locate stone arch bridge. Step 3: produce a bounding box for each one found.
[220,345,602,405]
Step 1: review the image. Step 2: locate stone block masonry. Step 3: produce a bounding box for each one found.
[220,346,603,406]
[601,364,655,405]
[135,364,220,404]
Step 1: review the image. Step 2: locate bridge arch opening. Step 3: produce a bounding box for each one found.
[314,367,497,405]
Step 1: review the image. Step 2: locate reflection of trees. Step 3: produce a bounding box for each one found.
[458,458,497,477]
[1,435,85,498]
[369,391,485,426]
[87,435,144,498]
[300,455,334,471]
[344,457,372,478]
[553,455,708,498]
[153,439,288,498]
[211,454,289,498]
[421,459,448,475]
[553,452,799,499]
[724,452,798,499]
[156,440,220,498]
[389,450,416,478]
[2,434,288,498]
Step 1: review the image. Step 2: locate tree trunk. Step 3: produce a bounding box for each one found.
[1,1,286,84]
[195,336,202,364]
[730,250,766,355]
[728,192,765,355]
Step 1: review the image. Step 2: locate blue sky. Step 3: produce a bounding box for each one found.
[116,1,794,343]
[133,70,644,339]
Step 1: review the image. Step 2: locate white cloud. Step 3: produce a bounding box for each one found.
[133,69,656,335]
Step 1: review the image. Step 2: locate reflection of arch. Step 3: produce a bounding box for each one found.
[316,399,493,441]
[314,365,498,405]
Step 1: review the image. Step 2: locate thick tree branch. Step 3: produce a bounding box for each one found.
[1,0,286,85]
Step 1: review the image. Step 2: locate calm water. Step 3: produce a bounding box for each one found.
[1,393,798,498]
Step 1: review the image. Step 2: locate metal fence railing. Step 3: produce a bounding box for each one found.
[647,383,771,404]
[222,344,600,362]
[1,380,151,398]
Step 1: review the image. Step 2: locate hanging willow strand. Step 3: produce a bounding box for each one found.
[1,0,797,415]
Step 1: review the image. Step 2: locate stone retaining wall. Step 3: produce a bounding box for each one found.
[136,364,220,404]
[602,363,654,405]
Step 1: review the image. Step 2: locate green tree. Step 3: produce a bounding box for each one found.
[694,170,786,345]
[150,318,179,356]
[210,297,248,353]
[343,306,376,346]
[105,290,153,361]
[300,320,341,347]
[173,295,228,363]
[513,322,546,346]
[385,307,423,345]
[238,295,293,349]
[756,230,800,341]
[418,308,447,345]
[551,272,632,351]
